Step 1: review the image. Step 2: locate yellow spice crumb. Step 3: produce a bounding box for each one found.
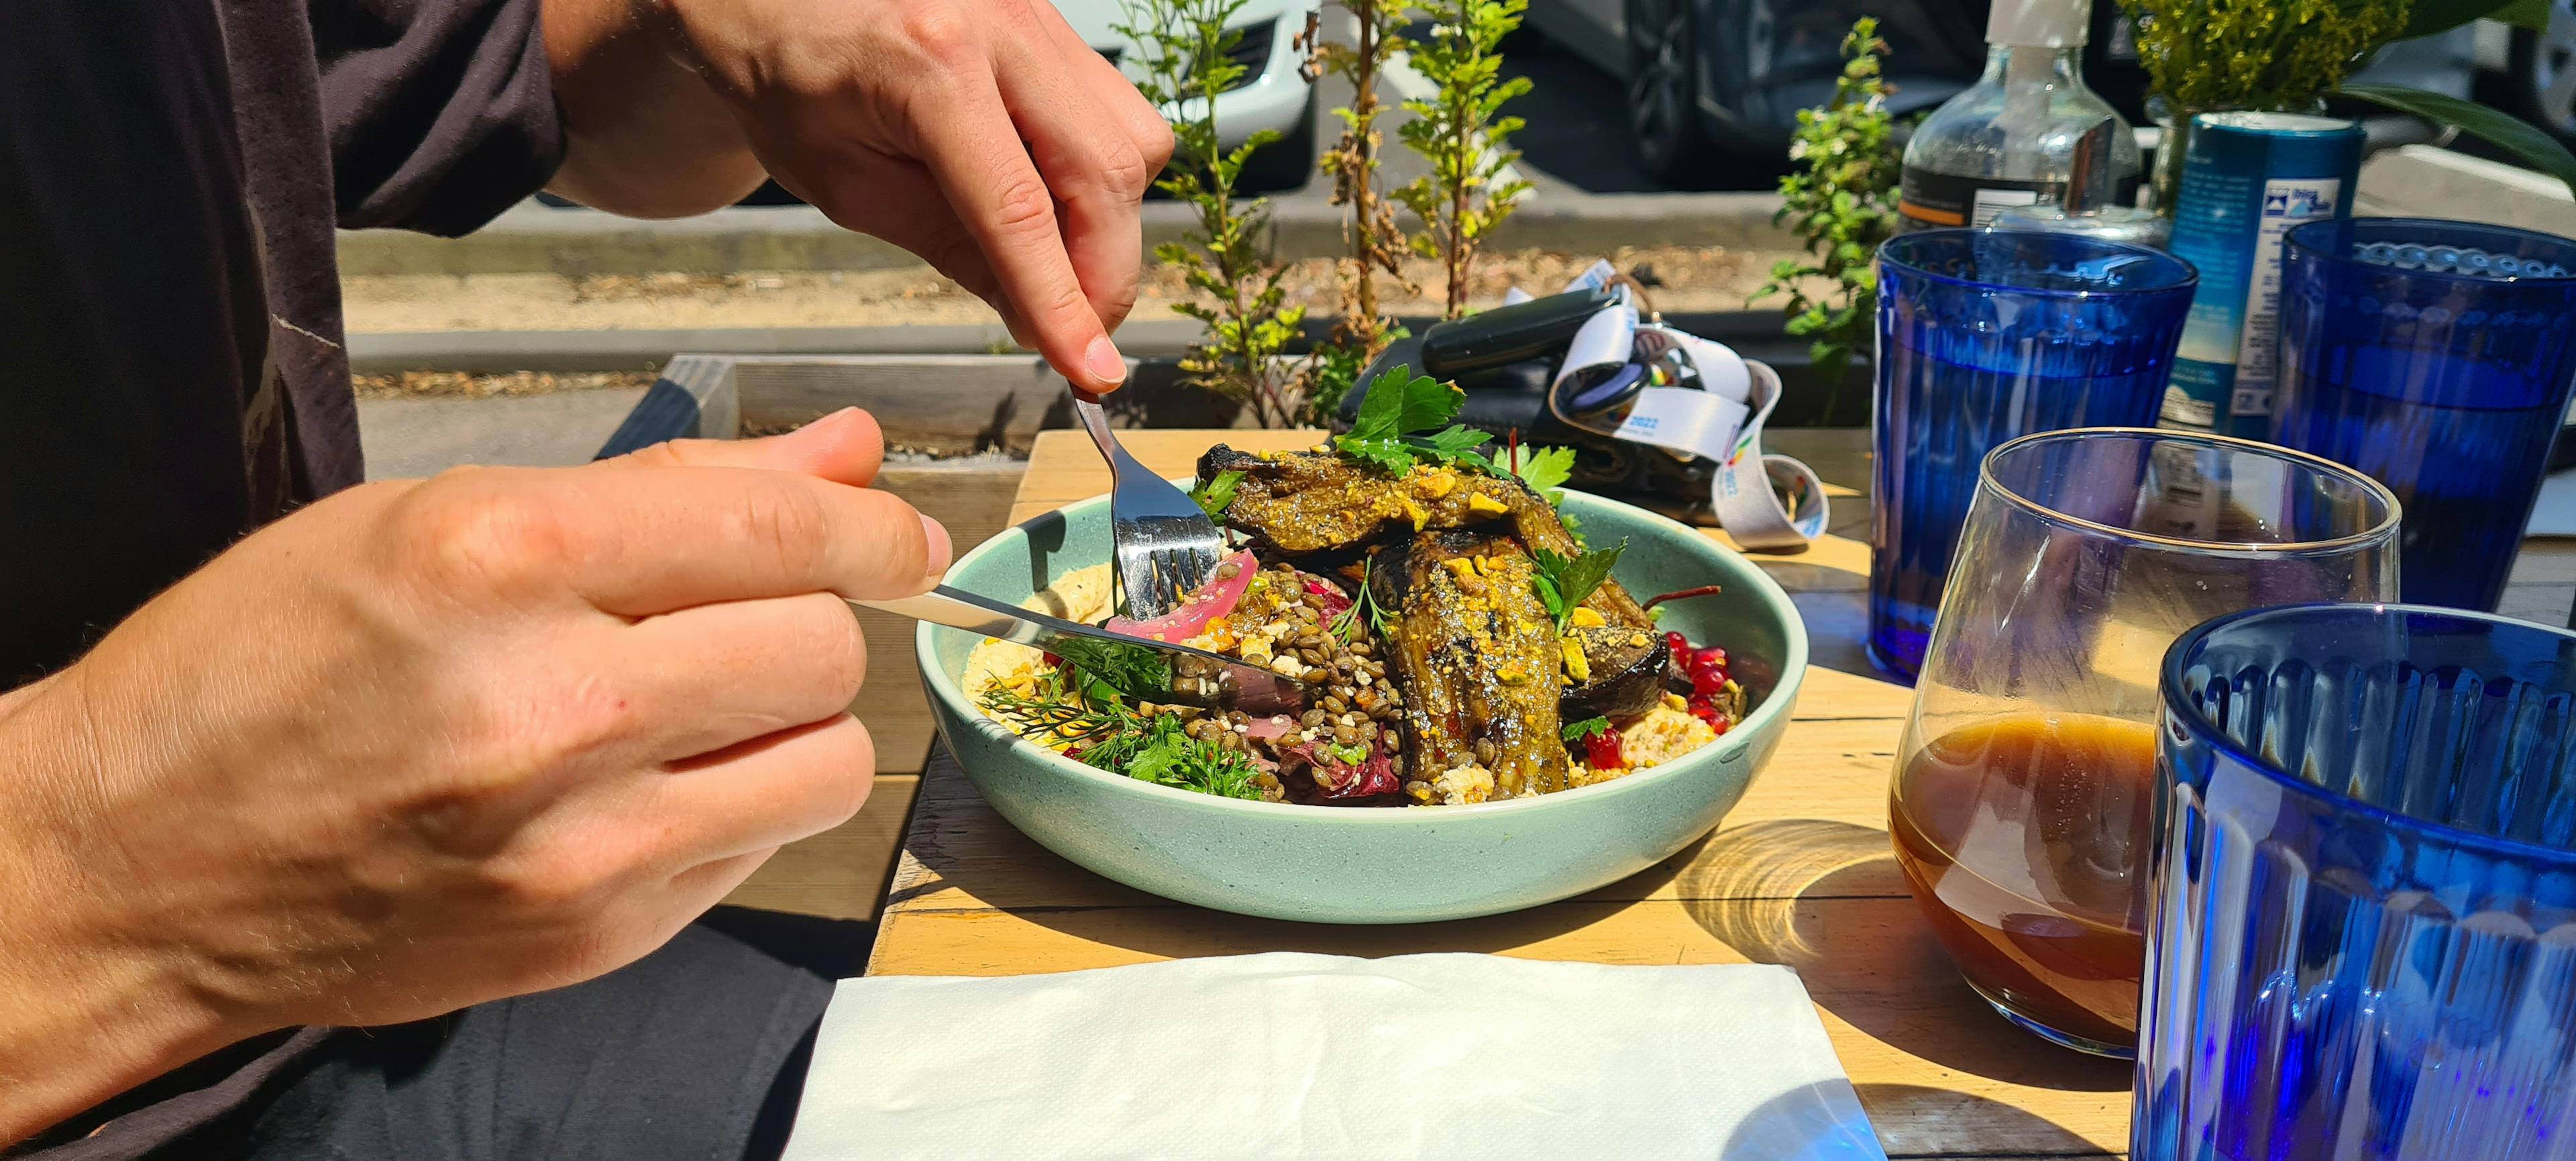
[1466,493,1509,515]
[1402,499,1430,529]
[1569,607,1606,628]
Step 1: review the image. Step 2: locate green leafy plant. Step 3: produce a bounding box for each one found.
[1528,539,1627,634]
[2121,0,2576,197]
[1122,0,1307,427]
[1560,715,1612,742]
[1301,3,1415,361]
[1393,0,1535,318]
[1753,17,1898,388]
[1332,364,1500,475]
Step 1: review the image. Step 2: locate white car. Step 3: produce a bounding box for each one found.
[1049,0,1323,191]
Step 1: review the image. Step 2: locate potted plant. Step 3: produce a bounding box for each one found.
[2123,0,2576,207]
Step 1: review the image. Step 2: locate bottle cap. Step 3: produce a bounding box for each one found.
[1986,0,2090,47]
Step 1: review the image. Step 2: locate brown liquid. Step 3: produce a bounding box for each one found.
[1888,713,2158,1050]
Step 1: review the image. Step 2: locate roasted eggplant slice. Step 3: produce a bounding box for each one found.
[1563,623,1670,719]
[1199,445,1657,629]
[1199,446,1523,555]
[1372,529,1572,800]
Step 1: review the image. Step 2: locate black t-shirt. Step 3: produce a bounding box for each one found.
[0,0,562,683]
[2,0,561,1149]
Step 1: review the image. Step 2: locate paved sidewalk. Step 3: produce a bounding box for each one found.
[358,386,647,479]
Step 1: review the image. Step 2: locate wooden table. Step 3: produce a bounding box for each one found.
[865,427,2576,1161]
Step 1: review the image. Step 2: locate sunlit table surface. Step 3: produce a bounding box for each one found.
[864,427,2576,1161]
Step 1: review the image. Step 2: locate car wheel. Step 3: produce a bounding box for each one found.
[2512,0,2576,145]
[1235,88,1320,194]
[1625,0,1721,185]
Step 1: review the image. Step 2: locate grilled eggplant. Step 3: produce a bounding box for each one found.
[1562,623,1669,719]
[1201,444,1669,722]
[1198,446,1524,554]
[1200,444,1655,625]
[1372,529,1572,799]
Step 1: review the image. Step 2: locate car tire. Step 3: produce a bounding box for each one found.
[2509,1,2576,146]
[1624,0,1723,186]
[1236,88,1321,194]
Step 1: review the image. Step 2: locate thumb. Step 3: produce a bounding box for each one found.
[600,407,886,486]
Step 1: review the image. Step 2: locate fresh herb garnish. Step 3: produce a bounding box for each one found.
[1562,715,1612,742]
[1100,715,1267,801]
[1190,469,1244,519]
[1329,555,1400,643]
[980,667,1266,801]
[1044,635,1173,703]
[1333,365,1500,477]
[1529,538,1629,635]
[1509,444,1578,507]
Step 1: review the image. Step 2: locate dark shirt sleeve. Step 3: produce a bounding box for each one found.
[311,0,566,236]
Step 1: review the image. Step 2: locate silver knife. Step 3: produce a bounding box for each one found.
[854,585,1307,714]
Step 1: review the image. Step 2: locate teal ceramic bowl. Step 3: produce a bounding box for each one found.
[916,485,1809,924]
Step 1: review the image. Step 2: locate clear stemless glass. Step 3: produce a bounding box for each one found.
[1889,428,2399,1058]
[1871,229,2198,679]
[2144,604,2576,1161]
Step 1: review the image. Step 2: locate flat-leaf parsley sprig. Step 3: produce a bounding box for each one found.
[1529,538,1627,635]
[1333,365,1501,476]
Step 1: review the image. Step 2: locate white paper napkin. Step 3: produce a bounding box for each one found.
[780,952,1884,1161]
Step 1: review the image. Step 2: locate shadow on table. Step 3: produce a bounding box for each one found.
[1791,590,1913,692]
[1675,818,2131,1094]
[1849,1083,2120,1159]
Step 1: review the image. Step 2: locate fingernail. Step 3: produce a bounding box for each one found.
[920,513,953,580]
[1083,336,1128,388]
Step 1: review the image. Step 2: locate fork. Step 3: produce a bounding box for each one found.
[1070,389,1226,619]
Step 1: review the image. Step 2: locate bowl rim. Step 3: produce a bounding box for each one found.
[916,481,1811,821]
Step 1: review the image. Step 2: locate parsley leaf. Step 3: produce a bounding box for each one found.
[1562,716,1613,742]
[1044,636,1172,703]
[1190,470,1244,519]
[1510,445,1578,507]
[1332,366,1502,478]
[1344,364,1459,442]
[1120,715,1266,801]
[1529,539,1629,635]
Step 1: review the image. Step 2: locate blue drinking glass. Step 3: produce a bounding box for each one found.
[2271,217,2576,613]
[1872,230,2198,678]
[2143,603,2576,1161]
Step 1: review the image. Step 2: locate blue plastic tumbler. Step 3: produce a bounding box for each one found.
[1870,230,2198,678]
[2143,603,2576,1161]
[2270,217,2576,613]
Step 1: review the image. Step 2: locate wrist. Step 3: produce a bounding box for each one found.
[0,676,254,1148]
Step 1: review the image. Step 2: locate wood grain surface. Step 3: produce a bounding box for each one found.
[864,425,2576,1161]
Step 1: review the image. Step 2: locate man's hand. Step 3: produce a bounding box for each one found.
[0,410,942,1145]
[543,0,1174,395]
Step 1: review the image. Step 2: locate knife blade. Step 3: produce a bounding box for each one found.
[855,586,1307,715]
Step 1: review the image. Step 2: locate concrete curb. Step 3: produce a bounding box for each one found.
[347,309,1815,375]
[339,193,1797,278]
[348,320,1210,374]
